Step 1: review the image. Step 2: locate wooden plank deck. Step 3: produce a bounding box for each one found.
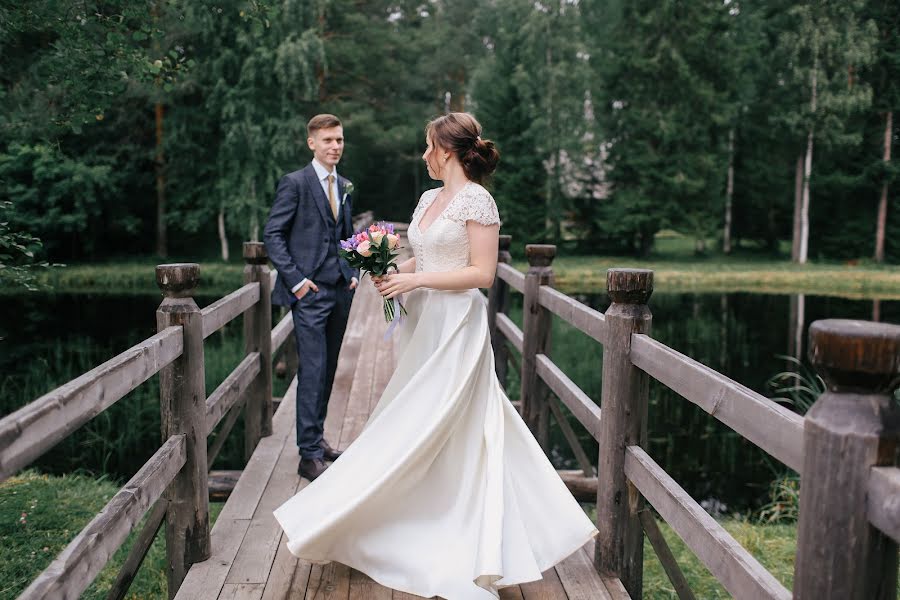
[175,275,627,600]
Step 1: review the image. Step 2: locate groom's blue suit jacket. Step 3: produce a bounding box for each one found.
[263,163,359,306]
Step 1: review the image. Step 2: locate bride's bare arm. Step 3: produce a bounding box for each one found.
[396,256,416,274]
[375,222,499,298]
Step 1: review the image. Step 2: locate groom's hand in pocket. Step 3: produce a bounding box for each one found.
[294,280,319,300]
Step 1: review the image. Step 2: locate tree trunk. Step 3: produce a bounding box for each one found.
[723,128,735,254]
[798,57,818,265]
[218,204,229,262]
[155,102,167,258]
[792,155,803,261]
[875,110,892,262]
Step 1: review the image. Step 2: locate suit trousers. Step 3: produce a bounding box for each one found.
[291,280,354,458]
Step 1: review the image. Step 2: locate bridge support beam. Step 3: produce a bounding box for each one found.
[595,268,653,600]
[156,263,210,598]
[794,319,900,599]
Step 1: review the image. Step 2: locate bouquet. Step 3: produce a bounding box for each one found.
[339,222,408,326]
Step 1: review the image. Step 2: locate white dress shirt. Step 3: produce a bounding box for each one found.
[291,159,356,293]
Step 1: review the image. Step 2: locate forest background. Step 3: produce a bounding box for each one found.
[2,0,898,276]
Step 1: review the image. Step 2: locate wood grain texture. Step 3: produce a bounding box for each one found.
[105,498,168,600]
[201,282,261,339]
[304,562,351,600]
[206,352,261,434]
[595,269,652,599]
[496,313,524,354]
[535,354,602,442]
[554,541,613,600]
[537,286,607,345]
[271,313,295,355]
[497,262,525,293]
[0,326,182,481]
[520,245,555,450]
[243,249,273,457]
[488,235,513,388]
[624,446,789,600]
[19,435,186,600]
[630,334,804,473]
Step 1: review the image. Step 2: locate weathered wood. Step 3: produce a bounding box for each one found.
[219,583,265,600]
[630,334,804,473]
[271,312,294,355]
[0,325,182,482]
[208,470,243,502]
[261,535,311,600]
[547,394,594,477]
[106,498,168,600]
[244,242,274,460]
[535,354,603,441]
[537,286,607,344]
[595,268,652,599]
[19,435,186,600]
[558,470,599,502]
[638,511,696,600]
[305,562,351,600]
[868,466,900,544]
[488,235,513,387]
[201,282,261,339]
[520,567,567,600]
[208,399,245,470]
[624,446,790,600]
[520,244,555,451]
[554,539,613,600]
[496,313,524,354]
[156,263,211,597]
[794,319,900,600]
[496,262,525,294]
[173,517,252,600]
[348,571,391,600]
[206,352,261,434]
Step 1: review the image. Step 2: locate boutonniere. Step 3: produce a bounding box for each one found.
[341,181,354,206]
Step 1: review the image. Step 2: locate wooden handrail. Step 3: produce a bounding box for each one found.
[271,311,294,354]
[624,446,791,600]
[867,466,900,543]
[534,354,602,441]
[0,326,183,482]
[495,313,524,353]
[538,285,607,344]
[18,434,187,600]
[201,281,260,339]
[630,334,805,473]
[496,262,525,293]
[205,351,261,434]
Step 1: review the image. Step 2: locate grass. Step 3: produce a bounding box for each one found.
[9,235,899,299]
[8,469,884,599]
[0,469,224,599]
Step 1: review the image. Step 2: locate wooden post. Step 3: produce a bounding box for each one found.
[520,244,555,451]
[155,263,210,598]
[488,234,512,387]
[243,242,273,461]
[595,268,653,600]
[794,319,900,600]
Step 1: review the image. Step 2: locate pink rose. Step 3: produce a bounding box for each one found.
[387,234,400,249]
[357,240,373,257]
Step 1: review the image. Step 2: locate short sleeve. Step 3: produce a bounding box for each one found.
[444,184,501,226]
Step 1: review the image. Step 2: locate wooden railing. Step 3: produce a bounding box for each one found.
[487,236,900,600]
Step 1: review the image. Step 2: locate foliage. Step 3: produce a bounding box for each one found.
[766,355,827,413]
[0,200,56,291]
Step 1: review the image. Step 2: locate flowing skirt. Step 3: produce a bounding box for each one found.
[273,287,599,599]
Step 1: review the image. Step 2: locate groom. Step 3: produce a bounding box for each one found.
[263,113,359,481]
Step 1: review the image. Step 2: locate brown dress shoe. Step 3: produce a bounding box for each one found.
[298,457,329,481]
[320,440,343,461]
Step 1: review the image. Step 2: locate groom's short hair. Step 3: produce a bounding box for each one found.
[307,114,342,136]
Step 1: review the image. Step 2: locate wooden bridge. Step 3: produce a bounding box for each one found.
[3,227,900,600]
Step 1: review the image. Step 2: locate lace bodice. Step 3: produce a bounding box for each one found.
[407,181,501,273]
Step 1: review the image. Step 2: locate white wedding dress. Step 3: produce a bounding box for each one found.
[273,180,599,599]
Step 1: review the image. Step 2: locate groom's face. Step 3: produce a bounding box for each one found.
[308,126,344,170]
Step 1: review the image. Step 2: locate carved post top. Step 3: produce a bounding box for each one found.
[243,242,268,264]
[498,235,512,251]
[498,235,512,264]
[809,319,900,394]
[156,263,199,298]
[607,268,654,305]
[525,244,556,268]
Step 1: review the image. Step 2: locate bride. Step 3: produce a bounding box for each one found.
[273,112,598,599]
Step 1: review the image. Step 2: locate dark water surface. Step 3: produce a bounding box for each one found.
[1,291,897,512]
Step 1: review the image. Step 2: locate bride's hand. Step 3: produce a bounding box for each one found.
[375,273,421,299]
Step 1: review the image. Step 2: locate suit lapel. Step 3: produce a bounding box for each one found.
[303,164,334,225]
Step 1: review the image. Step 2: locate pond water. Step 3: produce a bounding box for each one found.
[1,290,897,513]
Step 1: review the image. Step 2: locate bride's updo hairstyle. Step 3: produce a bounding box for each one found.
[426,112,500,184]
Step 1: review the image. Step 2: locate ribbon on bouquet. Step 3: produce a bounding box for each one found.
[383,295,406,340]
